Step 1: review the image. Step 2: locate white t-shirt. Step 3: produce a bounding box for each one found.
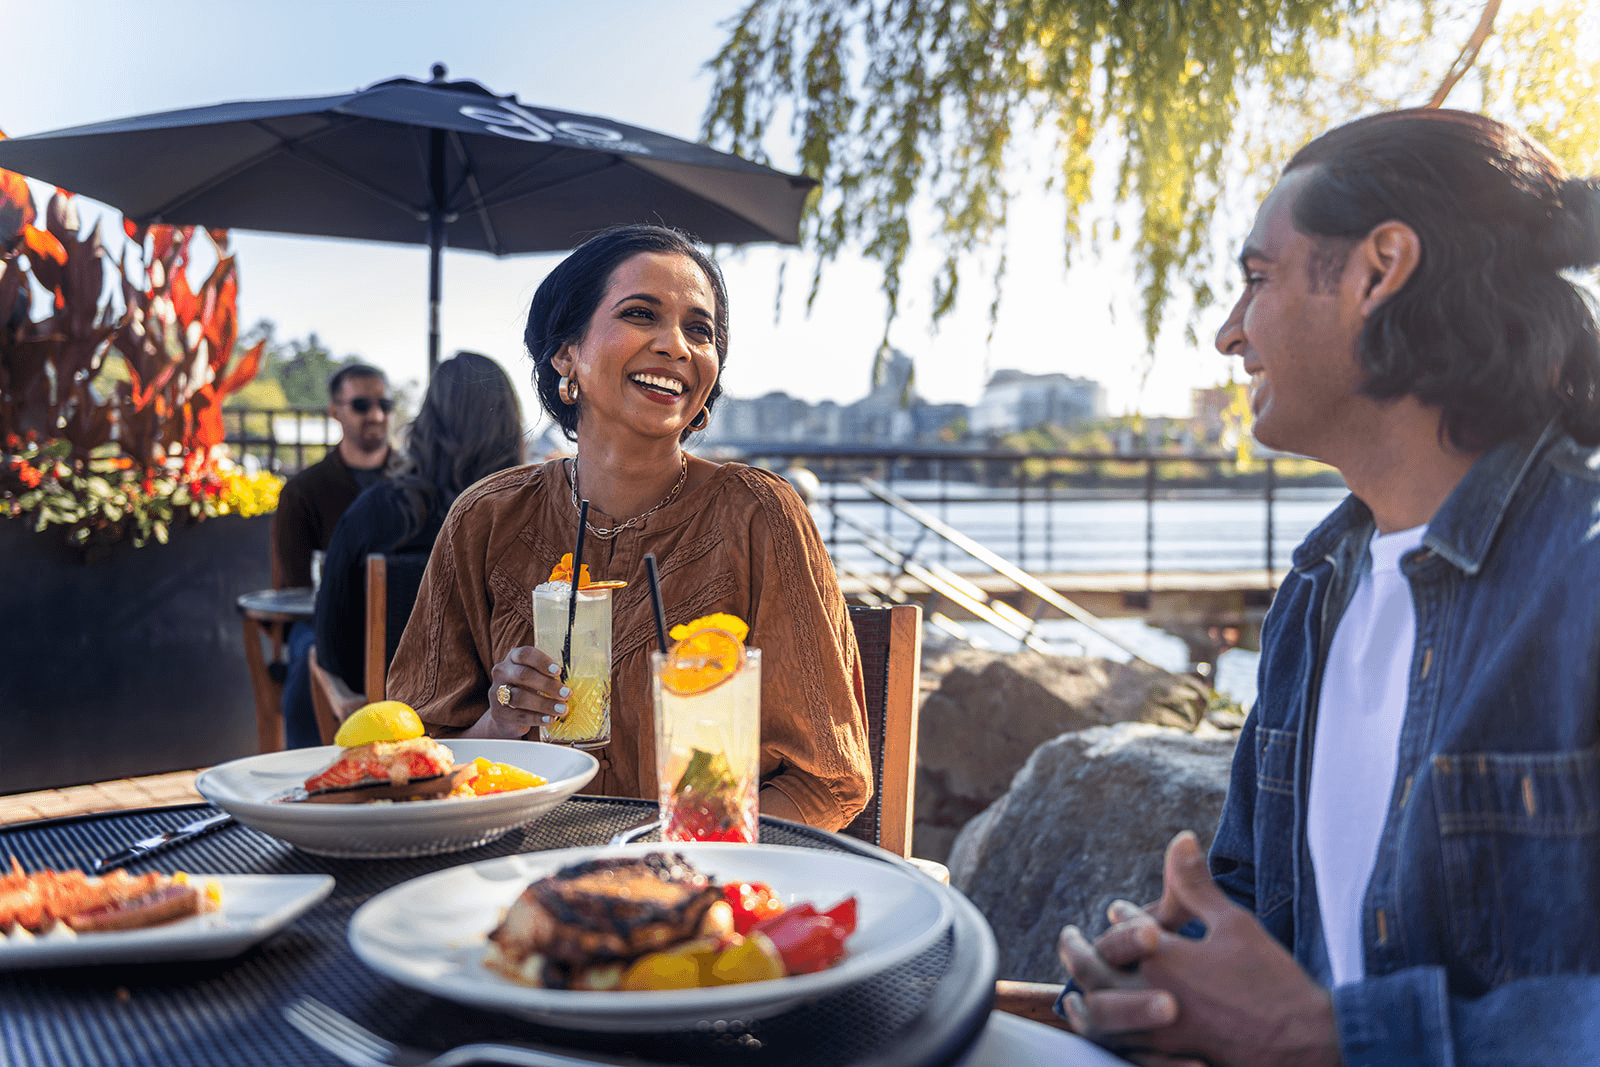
[1307,523,1426,987]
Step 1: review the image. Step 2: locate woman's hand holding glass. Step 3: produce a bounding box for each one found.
[480,646,572,737]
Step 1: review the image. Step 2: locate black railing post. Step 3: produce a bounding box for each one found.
[936,458,949,566]
[1016,459,1027,571]
[1044,471,1054,573]
[1145,456,1156,596]
[827,455,840,559]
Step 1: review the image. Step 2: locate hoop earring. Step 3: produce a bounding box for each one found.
[688,408,709,432]
[557,375,579,405]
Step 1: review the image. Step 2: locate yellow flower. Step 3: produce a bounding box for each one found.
[669,612,749,643]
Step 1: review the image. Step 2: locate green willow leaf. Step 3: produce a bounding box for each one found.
[704,0,1597,356]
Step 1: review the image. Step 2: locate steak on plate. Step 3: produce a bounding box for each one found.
[486,852,728,988]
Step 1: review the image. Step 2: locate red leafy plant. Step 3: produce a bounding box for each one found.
[0,144,272,551]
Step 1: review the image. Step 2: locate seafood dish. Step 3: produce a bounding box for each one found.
[300,736,470,803]
[293,702,546,804]
[484,851,856,991]
[0,861,220,938]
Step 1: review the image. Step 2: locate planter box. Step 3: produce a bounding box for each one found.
[0,514,273,794]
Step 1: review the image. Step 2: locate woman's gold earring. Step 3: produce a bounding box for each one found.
[688,408,709,432]
[558,375,579,405]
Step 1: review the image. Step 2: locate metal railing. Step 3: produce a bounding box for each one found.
[724,444,1345,591]
[216,410,1341,590]
[222,407,339,474]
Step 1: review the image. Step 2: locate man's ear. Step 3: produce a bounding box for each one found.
[1356,220,1421,316]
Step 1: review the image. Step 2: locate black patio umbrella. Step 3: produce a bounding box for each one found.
[0,64,816,373]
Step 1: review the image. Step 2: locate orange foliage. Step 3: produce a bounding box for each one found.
[0,167,266,467]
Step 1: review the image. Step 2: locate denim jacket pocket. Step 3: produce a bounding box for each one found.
[1431,746,1600,988]
[1252,726,1299,918]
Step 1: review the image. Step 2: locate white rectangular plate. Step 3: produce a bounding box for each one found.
[0,874,334,969]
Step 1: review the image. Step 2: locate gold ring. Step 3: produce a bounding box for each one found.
[496,683,513,707]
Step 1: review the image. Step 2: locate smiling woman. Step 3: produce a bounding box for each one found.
[385,225,874,833]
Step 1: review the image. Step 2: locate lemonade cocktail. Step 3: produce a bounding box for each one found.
[532,580,612,749]
[652,623,760,843]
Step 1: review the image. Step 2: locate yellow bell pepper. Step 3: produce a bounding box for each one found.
[710,933,786,985]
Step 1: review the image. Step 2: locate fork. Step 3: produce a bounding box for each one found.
[283,996,659,1067]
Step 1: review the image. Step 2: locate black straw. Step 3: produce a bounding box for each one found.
[644,553,669,655]
[562,500,589,682]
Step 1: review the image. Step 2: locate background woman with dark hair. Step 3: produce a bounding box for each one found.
[314,350,525,705]
[387,224,872,831]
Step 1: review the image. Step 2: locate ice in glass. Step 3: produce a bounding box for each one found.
[532,580,613,749]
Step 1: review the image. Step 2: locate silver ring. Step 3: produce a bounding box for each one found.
[496,683,513,707]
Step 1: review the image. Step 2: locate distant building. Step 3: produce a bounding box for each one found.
[969,370,1105,437]
[1191,386,1234,444]
[701,348,969,447]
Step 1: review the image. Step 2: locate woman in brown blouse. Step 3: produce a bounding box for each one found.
[387,225,872,831]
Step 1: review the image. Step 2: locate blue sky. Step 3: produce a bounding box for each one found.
[1,0,1238,420]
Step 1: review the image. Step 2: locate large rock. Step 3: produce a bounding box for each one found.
[947,721,1237,982]
[913,651,1208,861]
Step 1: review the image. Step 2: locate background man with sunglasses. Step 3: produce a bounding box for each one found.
[272,363,394,747]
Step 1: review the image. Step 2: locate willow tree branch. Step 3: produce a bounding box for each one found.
[1428,0,1502,108]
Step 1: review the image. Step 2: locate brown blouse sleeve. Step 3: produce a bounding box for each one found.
[385,485,500,735]
[739,470,873,831]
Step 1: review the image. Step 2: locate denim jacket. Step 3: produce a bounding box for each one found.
[1213,425,1600,1065]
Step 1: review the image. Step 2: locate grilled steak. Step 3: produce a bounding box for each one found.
[486,852,727,988]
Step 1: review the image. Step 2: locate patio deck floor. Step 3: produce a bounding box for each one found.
[0,770,204,827]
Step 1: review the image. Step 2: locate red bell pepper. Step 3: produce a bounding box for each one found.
[723,881,786,936]
[750,895,857,975]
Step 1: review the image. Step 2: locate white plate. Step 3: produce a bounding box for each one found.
[348,842,953,1032]
[0,874,333,969]
[195,740,598,859]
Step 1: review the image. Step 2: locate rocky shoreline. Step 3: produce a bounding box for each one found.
[915,637,1243,982]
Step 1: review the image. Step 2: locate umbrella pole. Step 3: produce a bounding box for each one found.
[428,212,442,378]
[427,116,446,379]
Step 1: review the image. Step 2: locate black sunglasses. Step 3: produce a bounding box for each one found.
[343,397,395,414]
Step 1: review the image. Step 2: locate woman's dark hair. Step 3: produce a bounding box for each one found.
[1284,108,1600,451]
[524,224,729,442]
[390,351,525,544]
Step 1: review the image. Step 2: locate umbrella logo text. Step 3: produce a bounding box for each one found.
[459,101,639,152]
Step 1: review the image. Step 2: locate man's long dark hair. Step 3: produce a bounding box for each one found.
[390,351,524,545]
[1285,109,1600,451]
[524,224,729,442]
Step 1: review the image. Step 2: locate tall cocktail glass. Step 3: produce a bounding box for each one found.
[651,645,760,843]
[531,581,612,749]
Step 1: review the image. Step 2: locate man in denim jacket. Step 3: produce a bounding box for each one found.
[1058,110,1600,1065]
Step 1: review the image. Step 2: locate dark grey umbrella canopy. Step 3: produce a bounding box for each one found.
[0,70,813,250]
[0,66,816,368]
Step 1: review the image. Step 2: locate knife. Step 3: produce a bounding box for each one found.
[92,812,235,873]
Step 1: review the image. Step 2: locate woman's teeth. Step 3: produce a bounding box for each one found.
[631,373,684,396]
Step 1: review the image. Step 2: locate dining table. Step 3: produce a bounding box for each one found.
[0,795,1132,1067]
[236,587,317,754]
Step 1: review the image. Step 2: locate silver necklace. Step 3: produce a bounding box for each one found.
[570,454,687,540]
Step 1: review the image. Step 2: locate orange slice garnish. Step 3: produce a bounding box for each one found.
[660,628,746,695]
[583,580,628,590]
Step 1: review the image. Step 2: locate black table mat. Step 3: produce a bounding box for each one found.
[0,797,995,1067]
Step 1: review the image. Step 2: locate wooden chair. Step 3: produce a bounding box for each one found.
[308,553,430,743]
[845,603,1068,1025]
[841,603,922,858]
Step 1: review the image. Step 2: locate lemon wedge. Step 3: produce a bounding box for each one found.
[335,701,425,747]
